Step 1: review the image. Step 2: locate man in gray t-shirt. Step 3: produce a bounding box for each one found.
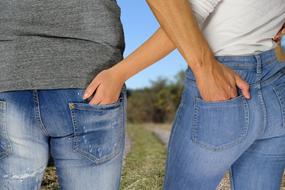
[0,1,126,189]
[0,0,125,92]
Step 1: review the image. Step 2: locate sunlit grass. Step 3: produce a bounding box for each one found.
[120,124,166,190]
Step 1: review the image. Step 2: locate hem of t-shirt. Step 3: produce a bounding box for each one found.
[0,77,90,93]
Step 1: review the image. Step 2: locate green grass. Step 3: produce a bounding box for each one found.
[41,166,59,190]
[40,124,285,190]
[120,124,167,190]
[41,124,167,190]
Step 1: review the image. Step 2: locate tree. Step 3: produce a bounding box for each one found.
[126,70,185,123]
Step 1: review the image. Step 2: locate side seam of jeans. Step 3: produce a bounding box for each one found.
[162,80,187,190]
[229,166,235,190]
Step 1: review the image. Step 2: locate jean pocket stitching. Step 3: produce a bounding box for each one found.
[0,101,13,160]
[72,90,125,111]
[68,102,124,164]
[273,83,285,128]
[191,95,250,151]
[195,94,244,105]
[70,92,124,111]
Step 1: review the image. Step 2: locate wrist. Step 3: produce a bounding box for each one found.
[189,50,217,76]
[108,63,128,83]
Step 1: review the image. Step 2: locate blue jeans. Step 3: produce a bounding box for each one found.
[164,48,285,190]
[0,86,127,190]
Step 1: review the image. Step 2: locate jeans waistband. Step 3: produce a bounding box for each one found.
[185,46,285,88]
[214,47,280,70]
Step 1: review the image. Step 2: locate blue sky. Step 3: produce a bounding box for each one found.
[117,0,187,89]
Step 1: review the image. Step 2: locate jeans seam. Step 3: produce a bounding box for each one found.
[229,167,235,190]
[257,88,268,137]
[120,88,126,158]
[272,84,285,128]
[244,149,285,158]
[68,103,79,151]
[32,90,49,136]
[163,90,185,189]
[163,106,183,188]
[191,97,199,143]
[0,101,13,159]
[259,70,284,88]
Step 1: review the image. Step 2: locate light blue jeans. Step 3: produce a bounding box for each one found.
[164,48,285,190]
[0,86,127,190]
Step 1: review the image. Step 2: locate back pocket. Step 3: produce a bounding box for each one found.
[68,92,125,164]
[0,100,12,159]
[191,93,250,151]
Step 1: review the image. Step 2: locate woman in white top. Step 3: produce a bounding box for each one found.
[83,0,285,189]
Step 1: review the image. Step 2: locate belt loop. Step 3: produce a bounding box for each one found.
[255,55,262,75]
[254,55,262,89]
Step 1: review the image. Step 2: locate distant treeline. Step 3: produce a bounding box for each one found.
[126,71,185,123]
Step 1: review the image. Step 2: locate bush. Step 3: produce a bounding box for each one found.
[127,71,185,123]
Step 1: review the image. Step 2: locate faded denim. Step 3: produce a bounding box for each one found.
[163,48,285,190]
[0,86,127,190]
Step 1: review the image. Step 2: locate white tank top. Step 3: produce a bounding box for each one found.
[189,0,285,56]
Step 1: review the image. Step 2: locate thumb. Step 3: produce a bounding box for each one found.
[235,75,250,99]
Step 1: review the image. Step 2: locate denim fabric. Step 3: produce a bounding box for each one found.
[163,48,285,190]
[0,85,127,190]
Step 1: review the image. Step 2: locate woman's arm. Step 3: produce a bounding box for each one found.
[146,0,214,71]
[83,27,176,105]
[109,28,175,83]
[146,0,251,102]
[82,0,222,105]
[83,0,250,105]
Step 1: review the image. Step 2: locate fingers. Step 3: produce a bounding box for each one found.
[273,33,283,42]
[235,75,250,99]
[89,86,103,105]
[273,31,282,42]
[273,24,285,42]
[87,85,119,105]
[83,77,101,99]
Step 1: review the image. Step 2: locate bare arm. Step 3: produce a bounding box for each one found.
[109,28,175,82]
[146,0,214,72]
[146,0,250,101]
[83,0,252,104]
[83,27,177,104]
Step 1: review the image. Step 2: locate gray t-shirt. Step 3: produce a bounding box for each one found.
[0,0,125,92]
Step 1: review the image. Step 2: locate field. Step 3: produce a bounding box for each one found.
[40,124,165,190]
[40,124,285,190]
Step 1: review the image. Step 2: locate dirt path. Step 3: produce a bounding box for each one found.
[151,128,170,146]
